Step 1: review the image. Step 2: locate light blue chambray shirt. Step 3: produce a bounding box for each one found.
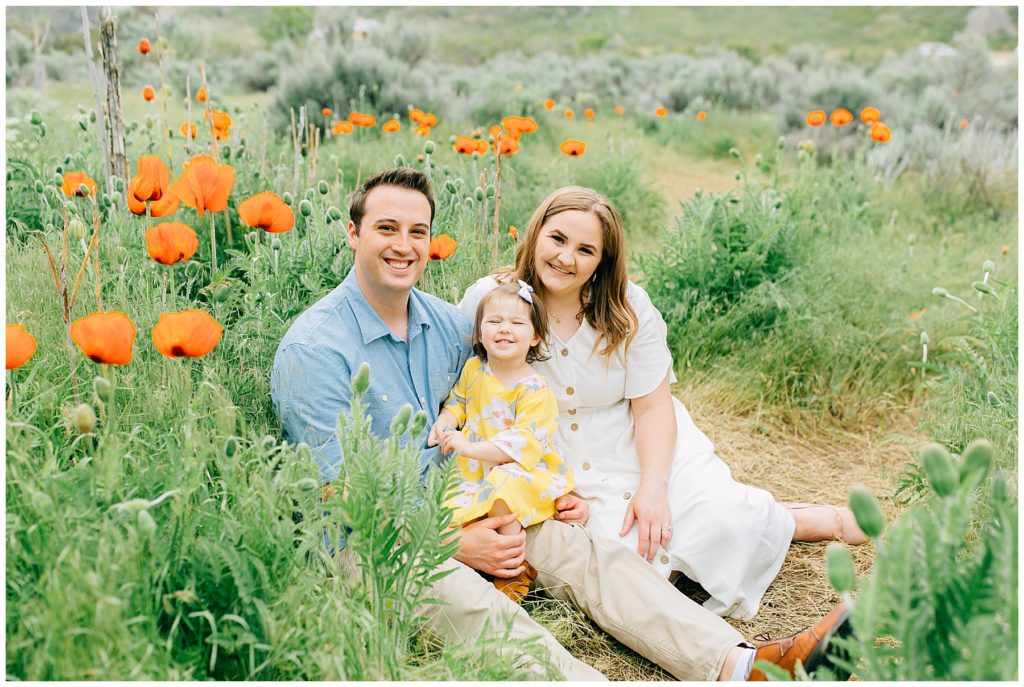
[271,269,473,483]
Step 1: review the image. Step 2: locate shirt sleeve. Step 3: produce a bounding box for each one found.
[490,383,559,472]
[624,283,678,399]
[271,342,350,483]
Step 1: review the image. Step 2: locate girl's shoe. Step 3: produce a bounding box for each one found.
[493,561,537,603]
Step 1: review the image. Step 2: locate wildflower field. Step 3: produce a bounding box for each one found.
[5,6,1018,680]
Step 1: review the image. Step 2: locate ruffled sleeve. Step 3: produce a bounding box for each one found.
[623,282,678,399]
[489,380,559,472]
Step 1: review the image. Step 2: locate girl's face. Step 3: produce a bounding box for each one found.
[532,210,604,299]
[479,295,540,366]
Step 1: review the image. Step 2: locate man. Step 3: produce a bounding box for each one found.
[272,168,848,681]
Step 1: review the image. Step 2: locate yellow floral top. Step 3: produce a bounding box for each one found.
[443,356,574,527]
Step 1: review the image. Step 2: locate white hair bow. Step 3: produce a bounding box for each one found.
[516,280,534,304]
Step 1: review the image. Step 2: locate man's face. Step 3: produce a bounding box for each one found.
[347,185,432,299]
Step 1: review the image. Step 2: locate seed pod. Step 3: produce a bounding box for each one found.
[919,331,929,346]
[34,180,44,193]
[408,410,428,437]
[72,403,97,434]
[971,281,995,296]
[848,486,885,539]
[224,436,238,458]
[485,184,495,198]
[93,376,114,404]
[424,140,436,155]
[299,199,313,217]
[921,443,957,497]
[826,542,855,593]
[958,438,993,485]
[931,286,949,297]
[30,110,42,125]
[137,509,157,537]
[351,362,371,395]
[327,206,343,222]
[283,191,294,205]
[982,260,995,274]
[293,477,319,491]
[318,180,329,195]
[394,154,406,167]
[474,187,485,202]
[390,403,413,436]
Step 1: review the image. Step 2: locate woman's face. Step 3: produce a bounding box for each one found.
[532,210,604,299]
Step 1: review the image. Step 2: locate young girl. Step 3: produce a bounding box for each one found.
[427,281,574,602]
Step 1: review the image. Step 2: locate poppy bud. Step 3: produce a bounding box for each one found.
[34,180,44,193]
[474,187,485,202]
[78,183,91,197]
[931,287,949,297]
[390,403,413,436]
[271,238,282,252]
[54,173,64,186]
[848,486,884,538]
[304,188,315,200]
[454,178,464,187]
[825,542,855,593]
[30,110,42,125]
[958,438,993,485]
[971,281,995,296]
[919,331,929,346]
[78,119,88,131]
[282,192,294,205]
[137,509,157,538]
[93,375,113,404]
[445,180,457,195]
[260,435,276,452]
[777,136,785,150]
[982,260,995,273]
[394,154,406,167]
[728,147,742,160]
[69,218,88,240]
[986,390,1001,406]
[327,206,343,222]
[464,196,475,207]
[424,140,436,155]
[293,477,319,492]
[213,284,231,302]
[224,436,238,457]
[409,410,428,437]
[351,362,371,396]
[486,184,495,198]
[89,110,96,123]
[734,171,742,181]
[38,124,46,137]
[318,180,329,195]
[71,403,97,434]
[448,135,456,144]
[299,199,313,218]
[921,443,957,497]
[113,177,124,193]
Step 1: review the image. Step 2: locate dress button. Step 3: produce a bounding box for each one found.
[566,387,574,396]
[561,348,569,357]
[623,491,631,500]
[582,462,591,470]
[568,408,576,416]
[659,554,670,564]
[570,423,579,431]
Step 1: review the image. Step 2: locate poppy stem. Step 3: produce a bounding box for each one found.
[169,265,176,310]
[209,212,217,279]
[154,11,173,171]
[161,269,167,309]
[102,363,116,434]
[492,154,503,269]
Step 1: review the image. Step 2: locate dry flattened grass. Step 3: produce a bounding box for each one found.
[530,386,920,680]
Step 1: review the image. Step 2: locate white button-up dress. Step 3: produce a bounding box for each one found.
[461,276,794,619]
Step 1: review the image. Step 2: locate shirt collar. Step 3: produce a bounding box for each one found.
[341,269,431,345]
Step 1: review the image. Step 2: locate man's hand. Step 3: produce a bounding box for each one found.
[427,410,458,447]
[450,514,526,578]
[553,493,590,525]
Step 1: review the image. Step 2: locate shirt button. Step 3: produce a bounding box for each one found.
[623,491,631,500]
[561,348,569,357]
[570,423,579,431]
[659,554,670,564]
[568,408,576,416]
[566,387,574,396]
[582,462,591,470]
[381,394,388,402]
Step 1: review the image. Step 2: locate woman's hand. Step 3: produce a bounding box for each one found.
[554,493,589,525]
[619,482,673,563]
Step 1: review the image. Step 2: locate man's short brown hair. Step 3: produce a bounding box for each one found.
[348,167,435,233]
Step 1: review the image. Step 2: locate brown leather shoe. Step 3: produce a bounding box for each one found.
[492,561,537,604]
[748,603,851,681]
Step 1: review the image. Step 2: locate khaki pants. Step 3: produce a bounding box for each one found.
[342,519,745,680]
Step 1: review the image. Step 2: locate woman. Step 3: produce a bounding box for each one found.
[459,186,866,620]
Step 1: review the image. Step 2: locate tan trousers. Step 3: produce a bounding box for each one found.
[344,519,746,680]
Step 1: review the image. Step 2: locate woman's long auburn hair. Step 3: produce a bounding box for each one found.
[504,186,638,358]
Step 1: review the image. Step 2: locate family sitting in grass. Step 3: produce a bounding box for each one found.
[272,167,865,680]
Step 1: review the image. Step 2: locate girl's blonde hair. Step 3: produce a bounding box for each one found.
[503,186,637,357]
[472,283,551,364]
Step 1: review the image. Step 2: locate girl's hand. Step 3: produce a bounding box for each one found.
[439,430,474,458]
[428,412,457,447]
[554,493,590,525]
[619,482,673,563]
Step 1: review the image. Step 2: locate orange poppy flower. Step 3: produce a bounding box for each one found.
[502,116,537,137]
[409,108,426,124]
[415,124,431,137]
[381,119,401,133]
[420,113,438,127]
[860,107,880,124]
[152,310,223,358]
[207,109,232,141]
[475,139,490,156]
[428,234,458,260]
[806,110,826,126]
[1001,245,1009,255]
[170,154,235,217]
[322,107,332,117]
[870,122,892,143]
[454,135,477,154]
[180,122,198,139]
[129,180,179,217]
[348,111,376,128]
[508,225,518,241]
[830,108,853,126]
[70,311,136,365]
[489,125,502,140]
[564,109,574,119]
[332,120,353,135]
[137,38,152,55]
[61,172,98,198]
[614,106,624,115]
[127,155,180,217]
[145,222,199,265]
[544,99,555,110]
[959,119,969,130]
[494,135,519,156]
[583,108,595,120]
[655,106,668,117]
[6,324,37,370]
[238,191,294,234]
[560,139,586,156]
[142,85,156,102]
[697,111,707,121]
[196,87,208,103]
